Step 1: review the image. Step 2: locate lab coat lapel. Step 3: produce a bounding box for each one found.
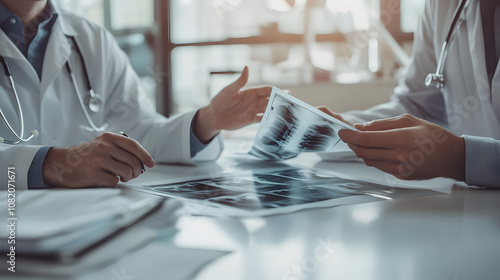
[40,14,76,98]
[467,2,500,121]
[493,66,500,121]
[0,30,40,82]
[454,2,476,100]
[467,3,491,97]
[0,31,26,61]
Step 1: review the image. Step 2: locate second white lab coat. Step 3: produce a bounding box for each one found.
[0,10,223,190]
[341,0,500,187]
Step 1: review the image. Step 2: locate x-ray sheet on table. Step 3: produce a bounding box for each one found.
[127,167,441,217]
[249,87,358,160]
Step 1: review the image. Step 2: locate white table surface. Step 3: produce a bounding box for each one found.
[82,135,499,280]
[16,135,499,280]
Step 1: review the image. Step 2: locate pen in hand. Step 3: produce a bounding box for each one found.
[119,131,146,174]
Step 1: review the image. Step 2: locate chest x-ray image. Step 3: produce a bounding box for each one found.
[133,166,439,217]
[250,87,358,160]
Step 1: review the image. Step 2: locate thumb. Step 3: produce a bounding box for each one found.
[224,66,249,93]
[354,114,416,131]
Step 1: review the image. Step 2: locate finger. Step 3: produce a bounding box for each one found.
[347,144,400,162]
[317,107,347,123]
[257,86,272,97]
[338,129,401,148]
[110,149,143,178]
[101,158,134,182]
[241,86,272,97]
[107,134,155,168]
[354,114,417,131]
[223,66,249,93]
[252,114,264,123]
[317,106,333,115]
[97,171,120,187]
[258,97,270,108]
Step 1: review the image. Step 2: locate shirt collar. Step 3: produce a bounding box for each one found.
[0,1,58,27]
[0,2,11,26]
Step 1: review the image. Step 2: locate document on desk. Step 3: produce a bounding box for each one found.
[0,189,180,265]
[125,166,442,217]
[249,87,359,160]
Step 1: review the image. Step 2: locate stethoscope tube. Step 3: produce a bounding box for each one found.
[65,61,106,132]
[0,56,39,144]
[425,0,468,88]
[0,36,106,145]
[66,36,106,131]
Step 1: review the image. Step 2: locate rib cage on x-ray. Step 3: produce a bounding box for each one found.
[250,102,341,160]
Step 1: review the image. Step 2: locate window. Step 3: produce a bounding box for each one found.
[400,0,426,33]
[110,0,155,31]
[164,0,426,115]
[55,0,105,26]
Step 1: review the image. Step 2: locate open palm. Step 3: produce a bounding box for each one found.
[208,66,272,131]
[193,66,272,143]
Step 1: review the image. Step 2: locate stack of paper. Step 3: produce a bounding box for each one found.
[0,189,181,277]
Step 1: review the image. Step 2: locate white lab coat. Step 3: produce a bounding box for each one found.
[341,0,500,187]
[0,10,223,190]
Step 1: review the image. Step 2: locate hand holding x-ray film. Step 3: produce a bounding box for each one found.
[249,87,359,160]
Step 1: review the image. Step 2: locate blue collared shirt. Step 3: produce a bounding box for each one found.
[0,2,207,189]
[0,1,57,79]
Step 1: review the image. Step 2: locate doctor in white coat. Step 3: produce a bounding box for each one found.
[323,0,500,187]
[0,0,271,190]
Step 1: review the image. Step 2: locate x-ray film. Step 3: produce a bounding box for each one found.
[125,166,441,217]
[250,87,359,160]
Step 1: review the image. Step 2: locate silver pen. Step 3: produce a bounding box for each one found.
[119,131,146,173]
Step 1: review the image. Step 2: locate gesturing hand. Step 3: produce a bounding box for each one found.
[42,133,155,188]
[338,114,465,181]
[193,66,272,143]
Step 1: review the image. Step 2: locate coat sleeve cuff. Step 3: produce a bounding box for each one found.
[464,135,500,188]
[189,111,223,162]
[190,111,210,157]
[27,146,53,189]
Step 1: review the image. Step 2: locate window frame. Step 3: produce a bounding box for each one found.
[157,0,413,117]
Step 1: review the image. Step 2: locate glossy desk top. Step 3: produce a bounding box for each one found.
[81,139,500,280]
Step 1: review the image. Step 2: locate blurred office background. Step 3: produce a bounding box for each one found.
[53,0,425,116]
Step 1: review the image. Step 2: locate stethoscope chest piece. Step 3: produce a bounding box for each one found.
[425,73,445,89]
[86,89,102,113]
[425,0,467,89]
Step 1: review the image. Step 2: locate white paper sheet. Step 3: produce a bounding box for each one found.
[0,189,141,240]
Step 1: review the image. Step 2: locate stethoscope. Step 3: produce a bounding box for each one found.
[0,36,106,145]
[425,0,468,89]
